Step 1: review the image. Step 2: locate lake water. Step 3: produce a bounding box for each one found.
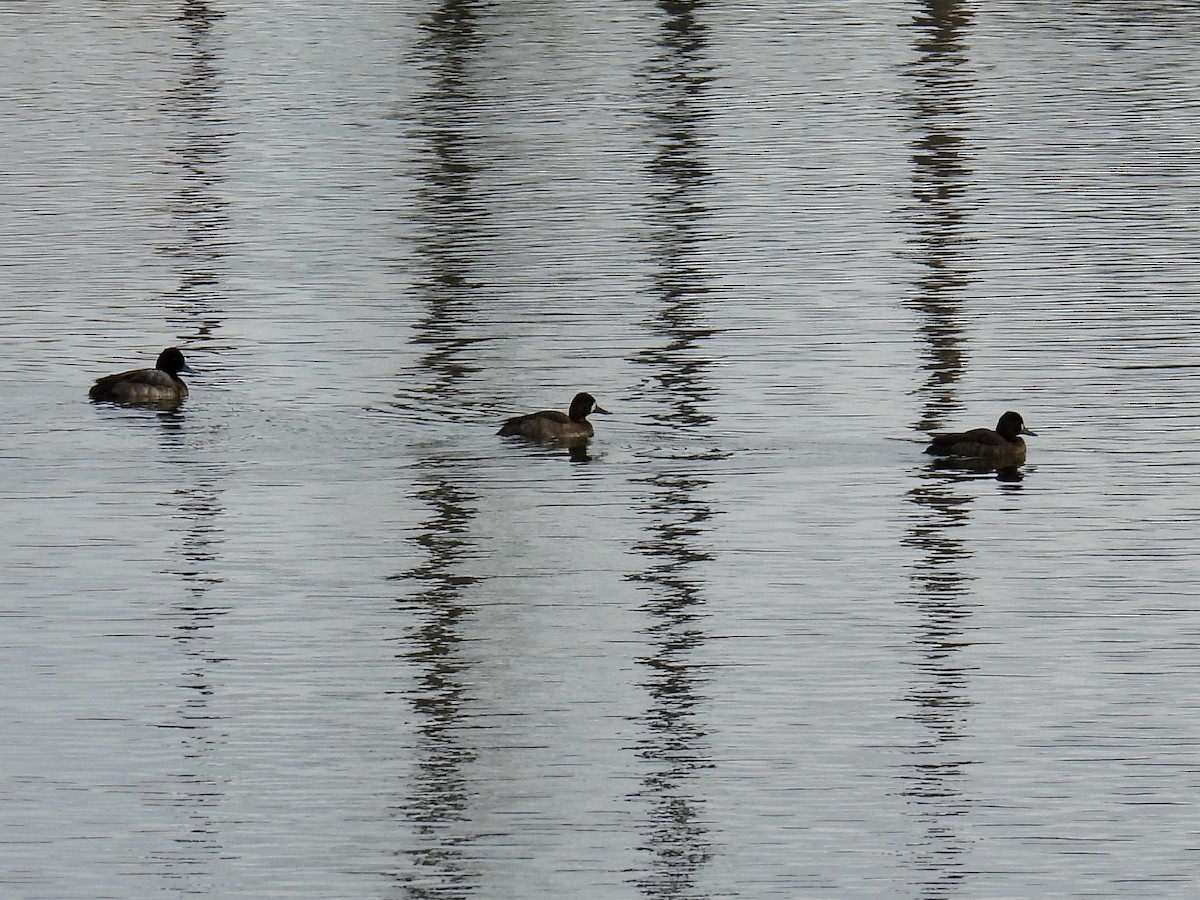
[3,1,1200,897]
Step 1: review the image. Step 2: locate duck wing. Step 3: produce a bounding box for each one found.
[925,426,1008,456]
[89,367,179,401]
[498,409,570,436]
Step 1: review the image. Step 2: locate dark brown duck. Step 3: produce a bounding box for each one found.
[925,411,1036,465]
[89,347,192,406]
[498,392,609,442]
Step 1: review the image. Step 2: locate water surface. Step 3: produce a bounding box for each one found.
[3,1,1200,897]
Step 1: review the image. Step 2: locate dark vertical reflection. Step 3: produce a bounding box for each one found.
[634,1,717,430]
[390,470,480,899]
[157,473,230,873]
[905,0,974,432]
[629,3,718,896]
[405,1,488,401]
[898,3,979,897]
[162,0,229,348]
[389,2,488,896]
[627,473,715,900]
[157,1,231,883]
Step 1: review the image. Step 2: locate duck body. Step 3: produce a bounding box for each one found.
[498,392,608,443]
[89,347,191,406]
[925,411,1035,466]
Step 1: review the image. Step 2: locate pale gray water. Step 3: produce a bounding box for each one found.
[3,1,1200,897]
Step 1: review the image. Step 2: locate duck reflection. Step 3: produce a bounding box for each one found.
[929,456,1026,483]
[628,2,718,895]
[900,1,979,894]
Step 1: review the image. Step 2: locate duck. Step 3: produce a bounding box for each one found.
[924,411,1035,465]
[498,392,609,442]
[89,347,192,406]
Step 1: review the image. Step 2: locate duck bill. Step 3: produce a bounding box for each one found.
[1021,425,1036,436]
[593,405,610,415]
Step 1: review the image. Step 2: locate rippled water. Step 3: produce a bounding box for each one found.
[3,1,1200,897]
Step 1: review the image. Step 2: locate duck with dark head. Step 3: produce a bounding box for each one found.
[89,347,192,407]
[498,392,609,443]
[925,411,1036,466]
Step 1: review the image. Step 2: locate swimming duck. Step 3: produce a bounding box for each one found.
[498,392,609,442]
[89,347,192,406]
[925,411,1035,465]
